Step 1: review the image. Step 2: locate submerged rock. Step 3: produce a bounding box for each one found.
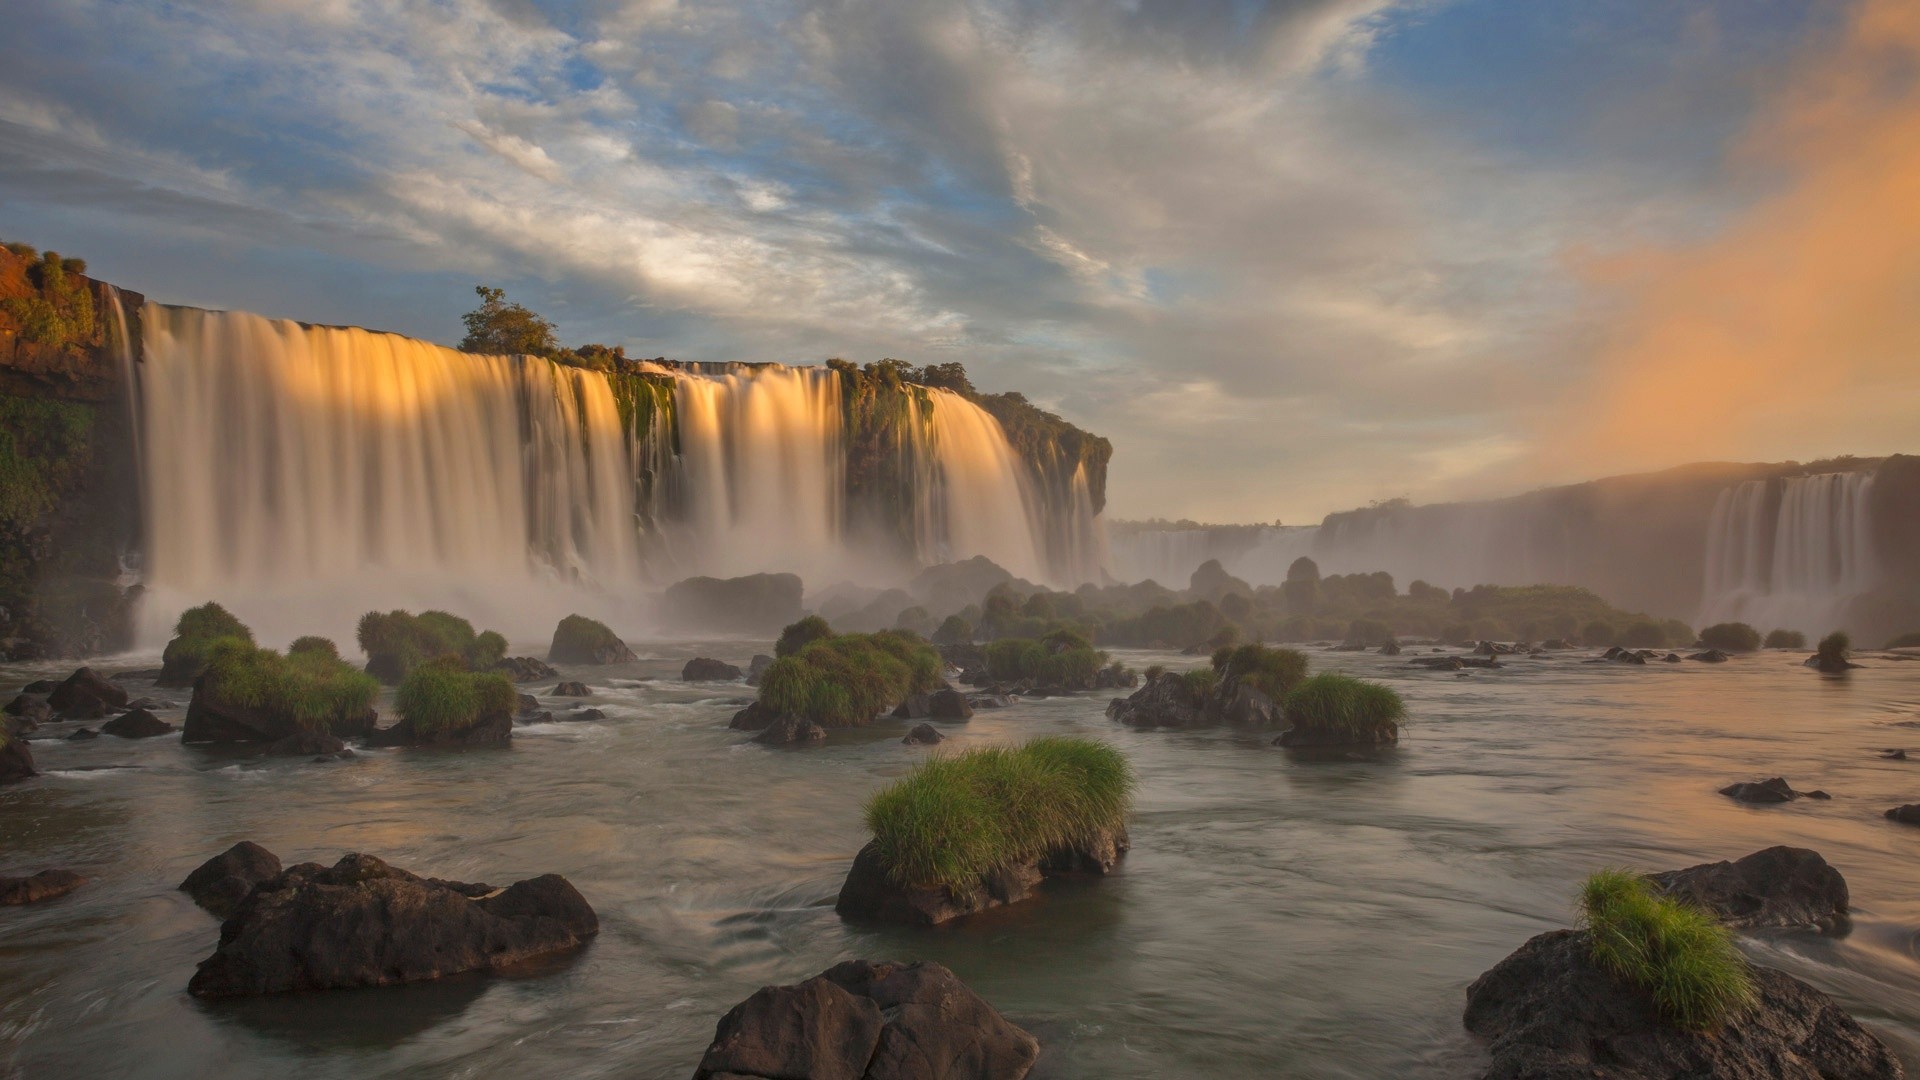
[0,735,37,782]
[102,708,174,739]
[186,853,597,997]
[551,681,591,697]
[928,688,974,721]
[835,828,1127,926]
[1688,649,1731,663]
[691,959,1038,1080]
[0,869,84,905]
[902,723,944,746]
[65,727,99,741]
[1648,847,1849,931]
[1463,928,1899,1080]
[179,841,284,918]
[1720,778,1829,803]
[492,656,558,682]
[754,714,826,746]
[682,657,744,682]
[1805,653,1861,673]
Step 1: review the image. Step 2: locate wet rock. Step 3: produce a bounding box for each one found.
[184,683,376,746]
[261,731,347,758]
[1378,641,1402,656]
[682,658,744,682]
[836,829,1126,926]
[745,654,775,686]
[1882,749,1908,760]
[754,714,826,745]
[1661,652,1683,663]
[1463,928,1900,1080]
[122,697,165,710]
[890,693,932,720]
[551,681,591,697]
[1648,847,1849,931]
[928,688,974,721]
[1805,653,1861,673]
[65,727,99,741]
[21,680,57,694]
[1218,683,1279,728]
[186,853,597,997]
[179,841,284,918]
[492,656,559,682]
[48,667,128,716]
[1411,655,1465,671]
[0,735,37,783]
[692,959,1039,1080]
[569,708,607,722]
[516,693,540,714]
[102,708,174,739]
[902,723,944,746]
[968,692,1014,710]
[1105,671,1206,729]
[1599,646,1647,665]
[5,694,52,730]
[1688,649,1731,663]
[516,710,555,725]
[729,701,779,731]
[0,869,84,905]
[365,711,512,749]
[1719,778,1828,803]
[1886,804,1920,826]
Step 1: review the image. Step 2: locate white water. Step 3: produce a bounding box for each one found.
[1698,472,1881,635]
[133,306,1088,645]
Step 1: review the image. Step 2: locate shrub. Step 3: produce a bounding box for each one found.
[1143,664,1166,682]
[775,615,834,658]
[1284,673,1404,743]
[1698,622,1761,652]
[1764,629,1807,649]
[1884,631,1920,650]
[931,614,973,645]
[1816,631,1851,664]
[758,629,942,727]
[862,737,1134,891]
[357,609,505,680]
[1578,869,1755,1032]
[199,640,380,734]
[1345,618,1394,648]
[160,602,256,684]
[287,636,340,660]
[984,631,1108,688]
[1581,620,1616,647]
[1179,667,1218,698]
[396,660,518,735]
[1213,643,1308,699]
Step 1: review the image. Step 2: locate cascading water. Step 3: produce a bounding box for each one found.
[134,306,1092,645]
[1697,472,1881,634]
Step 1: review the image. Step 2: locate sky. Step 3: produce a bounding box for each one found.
[2,0,1914,524]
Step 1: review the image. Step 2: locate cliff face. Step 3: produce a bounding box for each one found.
[0,245,144,659]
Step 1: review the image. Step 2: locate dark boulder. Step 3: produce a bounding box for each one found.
[0,869,85,905]
[492,656,558,682]
[1105,672,1206,729]
[184,686,376,746]
[365,711,512,749]
[102,708,174,739]
[1720,778,1829,803]
[517,710,555,725]
[1412,655,1465,671]
[1661,652,1683,663]
[5,694,51,730]
[569,708,607,722]
[186,853,597,997]
[1886,804,1920,825]
[0,735,36,782]
[902,723,944,746]
[21,679,57,694]
[1688,649,1731,663]
[66,727,99,741]
[179,841,284,918]
[836,828,1126,926]
[551,681,591,697]
[729,701,779,731]
[1218,683,1280,728]
[262,731,347,758]
[928,688,974,721]
[659,572,805,636]
[754,714,826,746]
[1806,653,1861,673]
[683,658,744,682]
[516,693,540,713]
[745,654,774,686]
[1881,749,1907,760]
[693,973,886,1080]
[891,693,932,720]
[48,667,128,715]
[1463,928,1900,1080]
[968,692,1014,710]
[1648,847,1849,931]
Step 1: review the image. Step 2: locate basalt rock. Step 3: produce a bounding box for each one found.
[1463,928,1900,1080]
[183,685,377,746]
[1105,672,1206,729]
[65,726,98,741]
[1885,804,1920,826]
[179,841,284,918]
[729,700,779,731]
[1688,649,1731,663]
[186,853,597,997]
[754,714,826,746]
[552,681,591,697]
[928,688,974,721]
[691,959,1039,1080]
[0,869,85,905]
[1806,653,1861,673]
[835,828,1127,926]
[1648,847,1849,932]
[365,711,513,749]
[1720,778,1829,804]
[891,693,932,720]
[492,656,558,682]
[261,731,348,758]
[101,707,173,738]
[567,708,607,722]
[0,735,36,782]
[682,658,744,682]
[746,654,774,686]
[48,667,128,716]
[21,680,57,694]
[4,694,51,730]
[902,723,944,746]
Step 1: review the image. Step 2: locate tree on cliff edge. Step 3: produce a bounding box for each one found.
[459,285,560,358]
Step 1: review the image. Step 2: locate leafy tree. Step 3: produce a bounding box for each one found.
[459,285,559,357]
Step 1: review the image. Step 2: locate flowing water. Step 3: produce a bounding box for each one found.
[5,647,1920,1078]
[1699,472,1882,635]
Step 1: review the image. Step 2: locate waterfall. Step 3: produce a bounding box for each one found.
[133,305,1090,645]
[1698,472,1880,634]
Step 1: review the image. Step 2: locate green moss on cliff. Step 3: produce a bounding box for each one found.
[0,394,94,531]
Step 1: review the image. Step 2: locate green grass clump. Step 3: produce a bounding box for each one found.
[863,737,1134,891]
[199,639,380,733]
[931,614,973,645]
[1578,869,1756,1031]
[1765,629,1807,649]
[357,609,503,681]
[775,615,834,658]
[395,660,518,735]
[1212,643,1307,699]
[1283,672,1404,743]
[1179,666,1218,698]
[287,636,340,660]
[1816,631,1851,664]
[758,629,942,727]
[1698,622,1762,652]
[160,601,256,684]
[984,629,1108,688]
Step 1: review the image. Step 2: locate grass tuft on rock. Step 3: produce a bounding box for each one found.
[863,737,1134,891]
[1698,622,1762,652]
[287,636,340,660]
[758,629,941,727]
[1765,629,1807,650]
[546,614,629,663]
[1212,643,1308,699]
[1283,672,1403,743]
[161,601,255,684]
[395,660,518,735]
[1816,631,1851,664]
[1578,869,1756,1032]
[199,639,379,734]
[983,629,1108,688]
[775,615,834,658]
[357,609,504,681]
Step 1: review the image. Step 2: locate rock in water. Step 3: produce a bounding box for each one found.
[691,960,1038,1080]
[836,830,1127,926]
[891,692,932,720]
[1688,649,1731,663]
[102,708,174,738]
[4,694,51,730]
[186,853,597,997]
[682,657,743,682]
[1464,929,1900,1079]
[1648,847,1848,931]
[0,734,36,783]
[262,731,348,758]
[0,869,85,905]
[729,701,778,731]
[179,842,284,918]
[1719,778,1829,803]
[365,711,513,749]
[745,654,774,686]
[552,681,591,697]
[928,688,974,721]
[492,656,558,682]
[47,667,129,716]
[754,714,826,745]
[1105,672,1206,729]
[902,723,944,746]
[1885,804,1920,825]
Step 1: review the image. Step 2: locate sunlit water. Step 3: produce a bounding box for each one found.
[5,646,1920,1078]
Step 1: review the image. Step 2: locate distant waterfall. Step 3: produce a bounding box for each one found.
[1698,472,1880,634]
[134,305,1088,644]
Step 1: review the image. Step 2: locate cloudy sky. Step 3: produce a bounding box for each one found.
[3,0,1915,523]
